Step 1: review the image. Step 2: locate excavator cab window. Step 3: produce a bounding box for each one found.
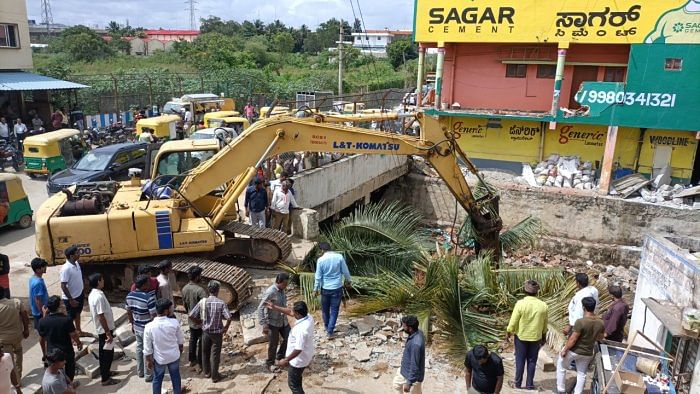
[155,150,216,188]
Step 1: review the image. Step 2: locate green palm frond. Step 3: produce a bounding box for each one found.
[499,216,547,252]
[298,272,320,312]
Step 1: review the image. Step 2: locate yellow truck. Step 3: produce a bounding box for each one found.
[34,113,502,307]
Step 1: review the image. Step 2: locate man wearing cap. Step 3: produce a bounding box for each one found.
[245,178,268,228]
[313,242,351,338]
[29,258,49,363]
[60,246,84,335]
[189,280,232,383]
[506,280,548,390]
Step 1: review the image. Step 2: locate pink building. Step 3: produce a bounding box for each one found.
[144,29,199,43]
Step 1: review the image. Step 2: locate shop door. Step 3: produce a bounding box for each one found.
[652,145,673,178]
[692,141,700,184]
[568,66,599,109]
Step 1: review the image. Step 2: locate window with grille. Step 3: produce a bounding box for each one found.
[664,58,683,71]
[0,24,20,48]
[506,64,527,78]
[536,65,556,79]
[604,67,626,82]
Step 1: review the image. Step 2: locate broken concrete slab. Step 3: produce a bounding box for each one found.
[351,315,379,336]
[77,354,100,379]
[77,337,96,358]
[351,342,372,362]
[115,324,136,346]
[239,284,272,346]
[537,349,555,372]
[23,383,41,394]
[123,341,138,360]
[81,306,128,337]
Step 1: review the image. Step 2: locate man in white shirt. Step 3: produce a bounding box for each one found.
[0,345,21,394]
[266,300,315,394]
[0,117,8,141]
[144,299,184,394]
[13,119,27,150]
[270,181,298,235]
[156,260,174,304]
[564,273,599,336]
[59,246,84,335]
[87,273,118,386]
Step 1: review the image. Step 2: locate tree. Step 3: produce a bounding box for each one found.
[244,35,273,67]
[386,38,418,69]
[272,32,294,54]
[303,18,352,54]
[200,16,241,36]
[353,18,362,33]
[106,21,122,35]
[51,25,114,62]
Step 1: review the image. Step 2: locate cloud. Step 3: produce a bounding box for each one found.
[26,0,413,31]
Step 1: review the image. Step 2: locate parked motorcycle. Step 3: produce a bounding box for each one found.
[0,140,23,172]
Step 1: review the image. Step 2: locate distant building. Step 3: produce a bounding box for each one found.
[1,1,86,128]
[125,29,199,56]
[350,29,412,57]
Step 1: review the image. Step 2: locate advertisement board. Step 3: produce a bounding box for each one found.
[414,0,700,44]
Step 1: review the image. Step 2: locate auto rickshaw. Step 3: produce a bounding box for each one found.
[23,129,87,178]
[136,114,181,141]
[259,106,291,118]
[203,110,240,128]
[0,173,33,229]
[206,116,250,133]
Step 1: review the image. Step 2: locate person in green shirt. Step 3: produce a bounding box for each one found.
[506,280,548,390]
[556,296,605,394]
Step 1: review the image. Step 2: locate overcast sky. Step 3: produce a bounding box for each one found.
[26,0,414,31]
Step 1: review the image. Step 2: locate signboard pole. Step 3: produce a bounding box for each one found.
[598,125,619,194]
[434,45,446,109]
[549,45,568,129]
[416,45,426,106]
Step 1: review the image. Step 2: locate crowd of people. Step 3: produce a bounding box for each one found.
[0,244,630,394]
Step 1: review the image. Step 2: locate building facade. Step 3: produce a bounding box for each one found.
[125,29,199,56]
[413,0,700,186]
[0,0,32,71]
[351,29,412,57]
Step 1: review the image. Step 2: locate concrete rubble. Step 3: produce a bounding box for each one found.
[520,155,596,189]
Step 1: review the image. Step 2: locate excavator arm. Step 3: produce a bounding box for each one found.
[178,113,503,253]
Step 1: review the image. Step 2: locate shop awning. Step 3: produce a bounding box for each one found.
[0,71,88,91]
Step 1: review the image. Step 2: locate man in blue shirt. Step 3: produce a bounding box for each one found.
[393,315,425,393]
[245,179,268,228]
[313,242,351,338]
[29,257,49,363]
[126,275,157,382]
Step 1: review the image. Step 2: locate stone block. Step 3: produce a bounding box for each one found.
[239,297,268,346]
[291,208,320,240]
[351,342,371,362]
[76,354,100,379]
[537,349,555,372]
[77,337,96,358]
[123,341,138,360]
[115,325,135,346]
[351,316,379,336]
[23,383,41,394]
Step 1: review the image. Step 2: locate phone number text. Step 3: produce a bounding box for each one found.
[578,90,677,108]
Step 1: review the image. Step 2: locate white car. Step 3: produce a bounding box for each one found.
[189,127,238,146]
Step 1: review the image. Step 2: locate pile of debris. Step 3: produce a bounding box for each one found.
[611,171,700,209]
[520,155,596,189]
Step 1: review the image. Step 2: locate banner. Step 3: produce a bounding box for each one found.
[414,0,700,44]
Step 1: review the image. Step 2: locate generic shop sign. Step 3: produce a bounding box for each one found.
[414,0,700,44]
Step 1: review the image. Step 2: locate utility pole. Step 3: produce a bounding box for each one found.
[40,0,53,40]
[338,20,344,97]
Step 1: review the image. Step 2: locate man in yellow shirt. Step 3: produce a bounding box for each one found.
[506,280,548,390]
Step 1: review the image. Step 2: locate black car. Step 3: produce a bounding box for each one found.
[47,142,147,194]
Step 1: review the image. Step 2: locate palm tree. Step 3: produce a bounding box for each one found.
[106,21,122,36]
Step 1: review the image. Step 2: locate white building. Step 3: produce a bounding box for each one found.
[350,29,412,58]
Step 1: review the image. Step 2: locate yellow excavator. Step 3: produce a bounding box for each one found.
[34,111,502,307]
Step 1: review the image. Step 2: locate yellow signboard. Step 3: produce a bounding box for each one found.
[414,0,700,44]
[450,117,542,163]
[638,130,697,180]
[543,124,640,167]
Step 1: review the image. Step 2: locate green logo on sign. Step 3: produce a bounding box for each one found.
[673,22,684,33]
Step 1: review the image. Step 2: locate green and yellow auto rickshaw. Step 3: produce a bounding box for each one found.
[136,114,181,141]
[0,173,33,229]
[23,129,87,178]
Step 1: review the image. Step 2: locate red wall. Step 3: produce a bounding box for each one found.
[441,43,630,112]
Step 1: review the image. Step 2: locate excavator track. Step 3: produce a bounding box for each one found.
[214,221,293,266]
[170,256,252,309]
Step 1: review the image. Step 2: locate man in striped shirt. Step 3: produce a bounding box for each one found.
[189,280,232,383]
[126,275,157,382]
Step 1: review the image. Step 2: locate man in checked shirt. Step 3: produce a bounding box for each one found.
[189,280,233,383]
[257,273,291,372]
